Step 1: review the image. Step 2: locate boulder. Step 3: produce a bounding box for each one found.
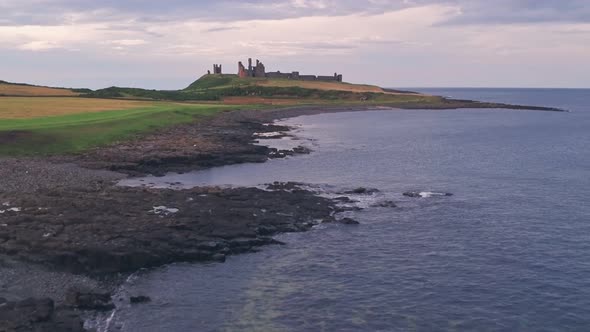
[371,200,398,208]
[0,298,85,332]
[130,296,151,304]
[333,196,358,203]
[65,289,115,311]
[344,187,379,195]
[403,191,421,198]
[338,218,360,225]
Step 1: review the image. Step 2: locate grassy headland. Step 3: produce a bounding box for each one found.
[0,76,564,156]
[83,75,564,111]
[86,74,415,102]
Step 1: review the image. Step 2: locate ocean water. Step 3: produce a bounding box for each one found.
[109,89,590,332]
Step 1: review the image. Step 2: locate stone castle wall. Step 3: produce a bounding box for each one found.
[214,58,343,82]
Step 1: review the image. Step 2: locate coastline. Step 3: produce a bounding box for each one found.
[0,104,566,330]
[2,106,397,274]
[0,105,385,331]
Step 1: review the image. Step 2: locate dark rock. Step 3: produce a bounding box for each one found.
[344,187,379,195]
[0,186,335,275]
[16,298,53,322]
[333,196,358,203]
[266,181,304,191]
[0,298,85,332]
[65,289,114,311]
[268,239,287,246]
[268,146,311,159]
[335,206,363,213]
[371,200,398,208]
[256,225,277,235]
[292,146,311,154]
[211,253,226,262]
[338,218,360,225]
[403,191,421,198]
[130,296,151,304]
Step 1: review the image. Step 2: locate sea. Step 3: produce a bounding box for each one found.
[107,88,590,331]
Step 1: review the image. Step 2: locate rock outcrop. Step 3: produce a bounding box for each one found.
[0,297,85,332]
[0,186,335,275]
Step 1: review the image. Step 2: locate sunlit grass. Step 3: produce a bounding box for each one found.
[0,100,238,155]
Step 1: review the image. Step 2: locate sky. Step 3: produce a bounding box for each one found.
[1,0,589,89]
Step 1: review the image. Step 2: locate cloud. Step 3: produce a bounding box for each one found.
[109,39,147,46]
[290,0,329,9]
[437,0,590,25]
[203,26,242,33]
[0,1,589,88]
[0,0,410,25]
[18,40,60,51]
[0,0,589,28]
[1,3,586,59]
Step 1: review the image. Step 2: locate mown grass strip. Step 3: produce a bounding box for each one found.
[0,97,155,119]
[0,104,226,131]
[0,103,243,155]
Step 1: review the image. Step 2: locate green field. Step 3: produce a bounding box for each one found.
[0,101,240,155]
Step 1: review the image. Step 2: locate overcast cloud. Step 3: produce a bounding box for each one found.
[1,0,589,88]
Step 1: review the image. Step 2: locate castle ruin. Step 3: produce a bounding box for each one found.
[238,58,267,78]
[212,58,343,82]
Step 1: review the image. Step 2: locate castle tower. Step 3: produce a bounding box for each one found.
[254,59,266,77]
[238,61,247,78]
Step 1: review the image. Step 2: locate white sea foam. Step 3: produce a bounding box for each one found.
[0,207,21,214]
[253,132,285,137]
[104,310,117,330]
[419,192,448,198]
[150,206,179,215]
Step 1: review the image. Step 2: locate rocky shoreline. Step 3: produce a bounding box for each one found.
[1,106,382,331]
[0,185,339,276]
[71,106,389,176]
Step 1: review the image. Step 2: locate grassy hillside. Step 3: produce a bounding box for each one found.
[86,75,405,103]
[185,74,245,90]
[0,98,236,155]
[184,74,388,93]
[256,80,385,93]
[0,80,83,97]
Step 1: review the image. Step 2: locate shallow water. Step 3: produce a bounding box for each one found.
[111,89,590,331]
